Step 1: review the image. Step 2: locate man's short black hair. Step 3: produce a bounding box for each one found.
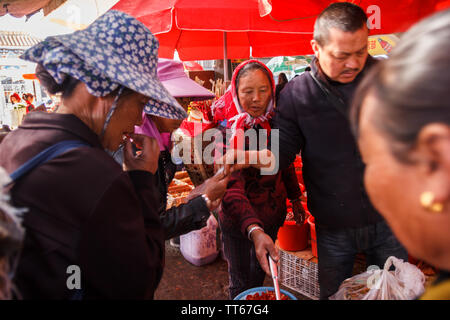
[314,2,368,46]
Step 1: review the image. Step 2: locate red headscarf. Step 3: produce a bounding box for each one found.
[212,60,275,149]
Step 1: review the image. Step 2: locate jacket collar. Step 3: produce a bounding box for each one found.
[19,112,103,149]
[309,55,377,87]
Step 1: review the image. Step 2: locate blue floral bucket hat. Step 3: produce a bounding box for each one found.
[20,10,187,121]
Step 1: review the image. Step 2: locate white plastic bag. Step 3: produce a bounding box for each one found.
[329,256,426,300]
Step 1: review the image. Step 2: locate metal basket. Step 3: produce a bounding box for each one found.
[279,248,320,300]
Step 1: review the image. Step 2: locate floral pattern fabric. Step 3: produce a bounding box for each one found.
[21,10,187,120]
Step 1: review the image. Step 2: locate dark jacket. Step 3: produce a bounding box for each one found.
[275,83,287,103]
[0,112,164,299]
[155,151,210,239]
[273,56,383,229]
[113,148,211,240]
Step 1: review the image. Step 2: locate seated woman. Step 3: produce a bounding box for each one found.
[350,9,450,299]
[212,60,306,299]
[134,58,229,244]
[0,10,186,299]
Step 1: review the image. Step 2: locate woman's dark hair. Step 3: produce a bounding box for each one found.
[278,73,288,85]
[351,9,450,163]
[35,63,134,100]
[35,63,80,99]
[235,61,274,92]
[314,2,368,47]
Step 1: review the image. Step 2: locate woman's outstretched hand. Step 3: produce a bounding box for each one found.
[215,149,277,176]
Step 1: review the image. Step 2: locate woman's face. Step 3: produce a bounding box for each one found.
[358,93,450,267]
[237,69,272,118]
[151,97,189,133]
[11,97,19,104]
[102,92,148,151]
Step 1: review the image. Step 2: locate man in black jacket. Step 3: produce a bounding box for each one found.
[273,3,407,299]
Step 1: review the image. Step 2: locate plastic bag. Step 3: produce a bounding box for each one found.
[329,256,426,300]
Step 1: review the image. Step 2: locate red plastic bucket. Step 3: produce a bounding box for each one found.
[307,215,318,257]
[277,220,309,251]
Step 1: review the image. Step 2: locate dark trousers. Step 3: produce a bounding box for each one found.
[221,229,278,299]
[316,220,408,300]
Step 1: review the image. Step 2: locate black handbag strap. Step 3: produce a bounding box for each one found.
[4,140,90,299]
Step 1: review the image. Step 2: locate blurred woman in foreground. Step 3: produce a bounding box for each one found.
[351,9,450,299]
[0,10,186,299]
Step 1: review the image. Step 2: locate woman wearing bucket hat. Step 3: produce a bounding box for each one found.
[133,58,228,247]
[0,10,187,299]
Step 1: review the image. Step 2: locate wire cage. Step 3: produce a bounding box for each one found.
[279,248,320,300]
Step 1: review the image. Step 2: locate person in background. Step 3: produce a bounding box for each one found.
[9,93,21,105]
[351,9,450,300]
[0,10,186,299]
[9,93,26,128]
[22,93,35,113]
[133,58,229,247]
[275,72,288,103]
[273,3,407,299]
[213,60,305,299]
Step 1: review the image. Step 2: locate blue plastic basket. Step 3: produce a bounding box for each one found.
[234,286,297,300]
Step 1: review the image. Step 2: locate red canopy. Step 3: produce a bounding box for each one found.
[113,0,316,59]
[183,61,204,71]
[269,0,450,35]
[113,0,450,60]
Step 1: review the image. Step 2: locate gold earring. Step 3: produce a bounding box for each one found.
[420,191,444,213]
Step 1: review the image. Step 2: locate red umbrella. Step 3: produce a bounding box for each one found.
[183,61,204,71]
[113,0,450,80]
[268,0,450,35]
[113,0,450,58]
[113,0,313,80]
